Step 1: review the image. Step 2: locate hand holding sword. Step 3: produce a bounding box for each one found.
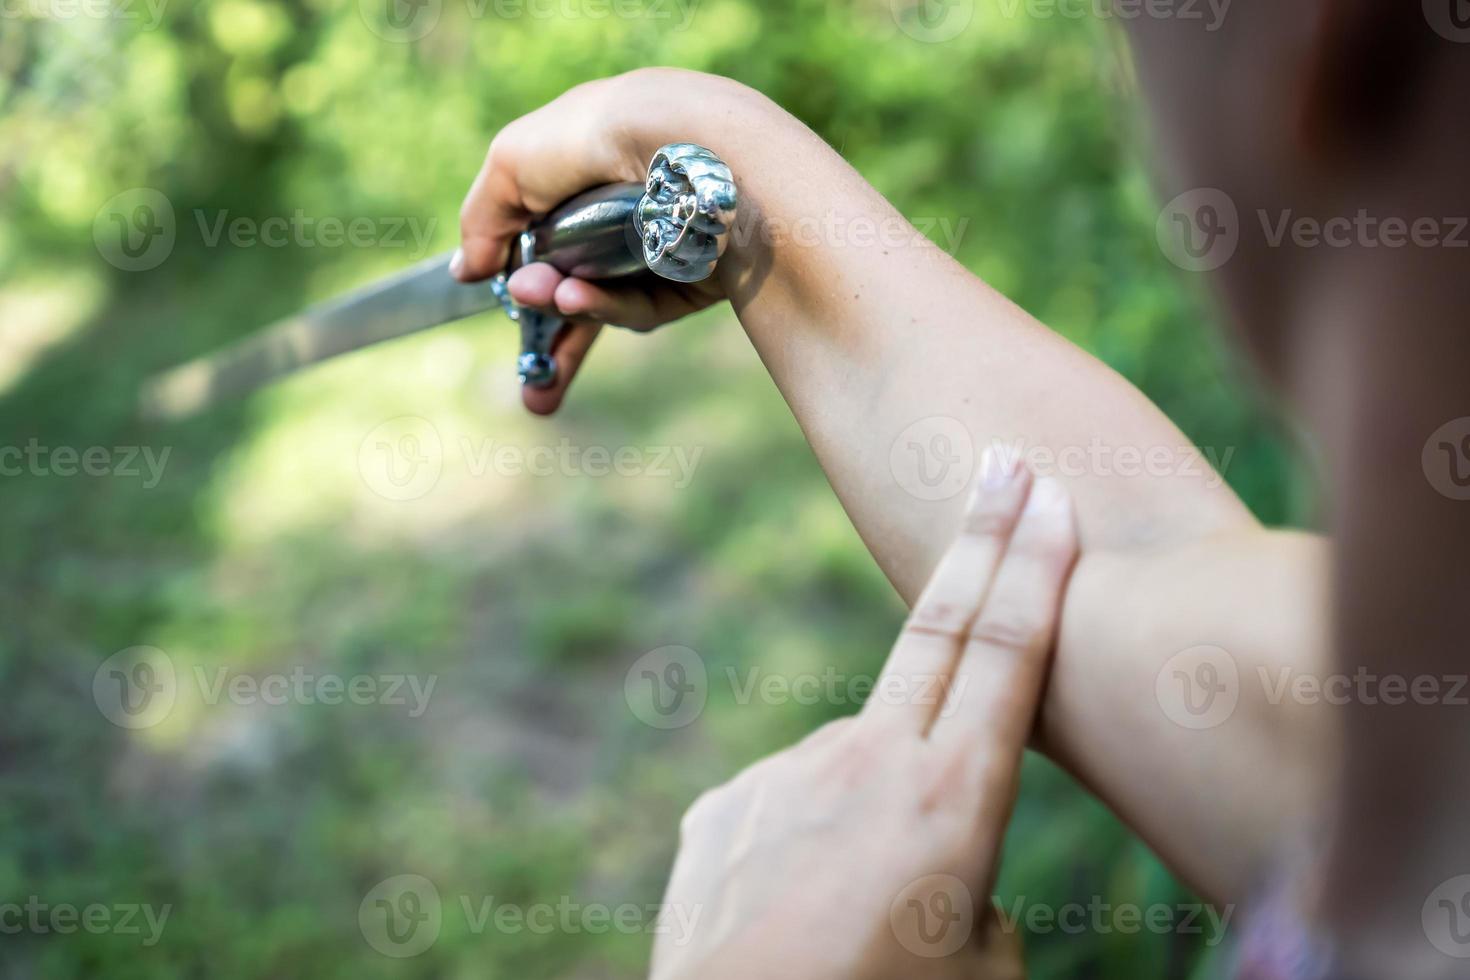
[141,142,736,420]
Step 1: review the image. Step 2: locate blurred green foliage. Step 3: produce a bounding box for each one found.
[0,0,1299,976]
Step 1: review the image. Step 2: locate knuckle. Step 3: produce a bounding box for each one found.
[843,718,883,751]
[828,746,876,789]
[968,610,1045,654]
[486,122,520,164]
[918,753,969,810]
[562,76,605,99]
[907,601,973,639]
[678,787,727,839]
[617,65,668,86]
[842,720,899,764]
[729,755,778,794]
[562,78,618,125]
[619,66,693,89]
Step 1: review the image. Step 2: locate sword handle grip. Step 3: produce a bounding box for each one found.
[507,142,737,387]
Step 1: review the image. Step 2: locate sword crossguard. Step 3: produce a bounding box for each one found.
[502,142,737,388]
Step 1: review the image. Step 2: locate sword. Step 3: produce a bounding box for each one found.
[140,143,737,421]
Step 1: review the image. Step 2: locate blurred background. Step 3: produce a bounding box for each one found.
[1,0,1307,976]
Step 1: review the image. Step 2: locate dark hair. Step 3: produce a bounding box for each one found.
[1302,2,1441,157]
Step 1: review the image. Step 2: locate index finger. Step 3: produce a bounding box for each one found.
[929,476,1077,784]
[859,450,1032,735]
[455,87,644,283]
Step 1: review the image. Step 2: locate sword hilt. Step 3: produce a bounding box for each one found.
[499,142,737,388]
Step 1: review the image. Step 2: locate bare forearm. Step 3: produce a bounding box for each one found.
[1053,530,1333,903]
[678,87,1328,903]
[704,92,1254,591]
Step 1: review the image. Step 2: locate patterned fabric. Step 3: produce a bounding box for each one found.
[1231,874,1336,980]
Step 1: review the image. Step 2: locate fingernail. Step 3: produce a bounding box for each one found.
[1025,476,1069,514]
[980,446,1017,489]
[449,248,464,277]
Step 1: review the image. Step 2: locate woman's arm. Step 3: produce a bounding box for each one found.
[456,68,1332,904]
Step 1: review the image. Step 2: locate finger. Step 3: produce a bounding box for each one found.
[454,153,529,282]
[860,450,1032,735]
[510,264,706,332]
[505,265,591,415]
[929,476,1077,785]
[522,319,603,416]
[457,93,641,283]
[551,278,701,331]
[506,262,566,309]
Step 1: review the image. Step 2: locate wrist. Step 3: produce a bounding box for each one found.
[611,69,779,168]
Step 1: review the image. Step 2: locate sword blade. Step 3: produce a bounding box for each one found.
[140,251,506,421]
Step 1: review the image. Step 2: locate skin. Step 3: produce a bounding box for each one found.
[454,68,1335,913]
[651,462,1076,980]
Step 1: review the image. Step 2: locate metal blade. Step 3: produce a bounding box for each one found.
[140,251,507,421]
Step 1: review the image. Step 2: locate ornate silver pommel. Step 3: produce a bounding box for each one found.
[506,142,737,389]
[636,142,738,283]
